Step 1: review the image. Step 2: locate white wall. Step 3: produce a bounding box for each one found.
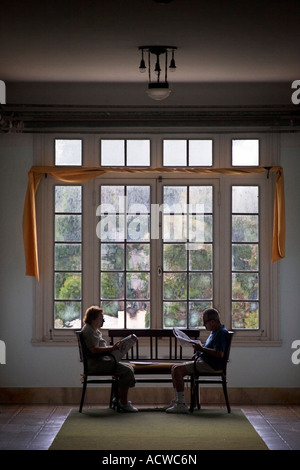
[0,132,300,390]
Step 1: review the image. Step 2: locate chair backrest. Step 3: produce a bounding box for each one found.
[221,331,234,374]
[75,330,89,372]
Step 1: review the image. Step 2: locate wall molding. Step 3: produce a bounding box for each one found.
[1,104,300,133]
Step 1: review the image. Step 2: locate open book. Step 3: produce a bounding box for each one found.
[111,334,138,362]
[173,328,202,348]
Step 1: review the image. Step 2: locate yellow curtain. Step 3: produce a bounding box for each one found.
[23,165,285,280]
[272,167,285,262]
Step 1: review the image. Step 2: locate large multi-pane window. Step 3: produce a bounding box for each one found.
[34,133,279,345]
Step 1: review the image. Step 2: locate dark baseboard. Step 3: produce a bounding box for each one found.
[1,387,299,406]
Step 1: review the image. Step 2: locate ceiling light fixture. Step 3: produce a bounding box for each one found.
[138,45,177,100]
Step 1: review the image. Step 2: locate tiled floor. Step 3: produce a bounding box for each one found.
[0,404,299,450]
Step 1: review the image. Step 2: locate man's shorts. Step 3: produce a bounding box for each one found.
[183,358,217,375]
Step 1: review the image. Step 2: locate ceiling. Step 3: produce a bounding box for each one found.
[1,0,300,106]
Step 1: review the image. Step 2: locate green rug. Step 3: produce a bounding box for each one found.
[49,408,268,451]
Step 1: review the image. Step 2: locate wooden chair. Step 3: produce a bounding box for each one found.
[75,330,119,413]
[189,331,234,413]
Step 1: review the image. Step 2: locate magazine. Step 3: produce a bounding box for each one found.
[111,334,138,362]
[173,328,202,348]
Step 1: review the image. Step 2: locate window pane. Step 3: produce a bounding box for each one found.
[189,140,213,166]
[101,244,124,270]
[97,215,125,241]
[54,301,81,329]
[189,244,212,271]
[127,186,150,212]
[232,302,259,329]
[127,140,150,166]
[163,214,187,242]
[100,186,125,211]
[163,140,187,166]
[232,186,259,213]
[101,140,124,166]
[232,244,259,271]
[189,301,213,327]
[101,301,149,329]
[189,273,213,300]
[55,186,82,213]
[164,273,187,300]
[232,215,259,242]
[125,302,150,328]
[55,140,82,166]
[101,301,124,326]
[126,244,150,270]
[55,273,81,300]
[126,273,150,299]
[55,244,81,271]
[189,186,212,212]
[163,244,187,271]
[163,302,187,328]
[55,215,82,242]
[163,186,187,211]
[127,215,150,241]
[189,214,212,242]
[232,273,259,300]
[232,139,259,166]
[101,272,124,299]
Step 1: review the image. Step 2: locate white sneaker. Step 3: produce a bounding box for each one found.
[119,401,138,412]
[164,400,176,410]
[112,397,132,405]
[165,402,189,414]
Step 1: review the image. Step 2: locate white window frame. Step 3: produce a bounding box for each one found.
[32,132,280,347]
